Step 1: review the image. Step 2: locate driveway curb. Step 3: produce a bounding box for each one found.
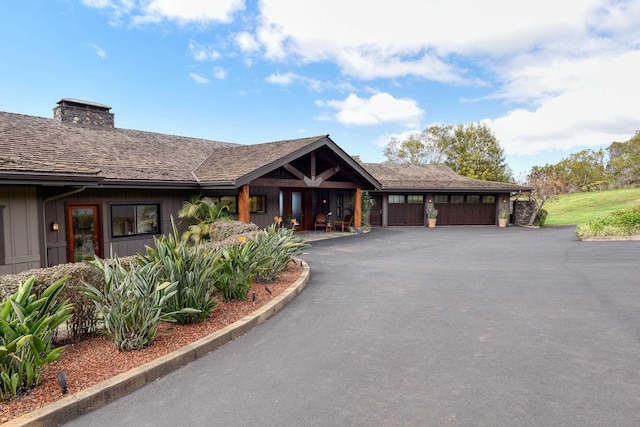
[5,260,310,427]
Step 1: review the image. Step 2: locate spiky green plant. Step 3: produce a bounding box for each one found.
[80,257,187,351]
[215,237,268,302]
[140,219,220,324]
[252,225,307,282]
[0,277,73,401]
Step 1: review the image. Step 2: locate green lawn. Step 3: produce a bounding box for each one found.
[544,188,640,226]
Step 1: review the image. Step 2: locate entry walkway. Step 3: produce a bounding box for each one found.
[66,226,640,426]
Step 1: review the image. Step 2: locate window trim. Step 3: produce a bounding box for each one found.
[110,203,161,238]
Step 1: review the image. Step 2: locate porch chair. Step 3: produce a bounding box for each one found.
[337,214,353,232]
[314,213,327,230]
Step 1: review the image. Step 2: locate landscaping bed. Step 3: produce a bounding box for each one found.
[0,262,301,424]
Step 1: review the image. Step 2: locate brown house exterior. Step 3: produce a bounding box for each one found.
[0,99,528,276]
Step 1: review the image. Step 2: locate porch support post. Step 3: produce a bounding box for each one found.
[238,185,250,224]
[354,187,362,228]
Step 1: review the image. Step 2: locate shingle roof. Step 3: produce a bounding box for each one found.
[363,163,529,192]
[0,111,236,183]
[193,136,328,182]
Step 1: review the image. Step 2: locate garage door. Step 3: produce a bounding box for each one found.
[388,194,425,226]
[434,194,496,225]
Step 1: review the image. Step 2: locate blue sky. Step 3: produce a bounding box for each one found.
[1,0,639,179]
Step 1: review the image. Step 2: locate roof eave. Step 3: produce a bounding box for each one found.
[235,135,382,190]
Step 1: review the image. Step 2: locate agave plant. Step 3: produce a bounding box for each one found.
[0,276,73,401]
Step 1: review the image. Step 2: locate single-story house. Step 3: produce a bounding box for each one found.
[0,99,528,275]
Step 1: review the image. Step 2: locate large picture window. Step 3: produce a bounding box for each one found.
[111,204,160,237]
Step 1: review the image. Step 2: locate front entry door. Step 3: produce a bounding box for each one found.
[66,203,103,262]
[280,189,304,231]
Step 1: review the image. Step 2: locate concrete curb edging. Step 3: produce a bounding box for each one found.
[5,260,310,427]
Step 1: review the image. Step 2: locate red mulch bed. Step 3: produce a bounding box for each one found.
[0,262,302,424]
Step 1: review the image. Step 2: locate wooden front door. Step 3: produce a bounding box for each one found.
[66,203,103,262]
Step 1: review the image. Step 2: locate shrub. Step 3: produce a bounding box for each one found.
[0,262,111,342]
[140,221,220,324]
[0,277,73,401]
[534,208,548,226]
[215,237,267,302]
[252,225,308,282]
[208,220,259,243]
[575,205,640,239]
[79,258,184,351]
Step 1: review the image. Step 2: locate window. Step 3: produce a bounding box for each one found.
[467,195,481,204]
[482,195,496,204]
[434,195,448,204]
[220,196,237,213]
[249,195,266,213]
[389,195,404,204]
[407,195,423,204]
[450,195,464,204]
[111,204,159,237]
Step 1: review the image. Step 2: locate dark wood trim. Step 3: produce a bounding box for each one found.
[251,178,360,189]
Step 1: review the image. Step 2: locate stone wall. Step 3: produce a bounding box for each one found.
[513,200,535,225]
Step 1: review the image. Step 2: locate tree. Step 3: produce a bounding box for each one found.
[607,131,640,187]
[440,123,513,183]
[526,165,568,225]
[556,148,608,191]
[178,196,231,243]
[383,126,446,164]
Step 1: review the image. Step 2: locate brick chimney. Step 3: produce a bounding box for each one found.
[53,98,114,128]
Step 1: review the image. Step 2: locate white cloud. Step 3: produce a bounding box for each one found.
[189,73,210,84]
[317,93,424,127]
[188,40,221,61]
[88,43,106,59]
[213,67,226,79]
[486,50,640,156]
[83,0,245,25]
[266,72,354,92]
[235,31,260,53]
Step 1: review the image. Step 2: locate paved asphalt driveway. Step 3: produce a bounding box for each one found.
[66,226,640,426]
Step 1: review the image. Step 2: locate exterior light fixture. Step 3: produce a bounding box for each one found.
[57,371,68,394]
[51,222,59,231]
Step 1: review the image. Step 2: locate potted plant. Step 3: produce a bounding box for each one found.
[426,207,438,228]
[498,206,509,227]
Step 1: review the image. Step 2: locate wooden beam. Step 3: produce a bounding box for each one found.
[354,188,362,228]
[282,164,306,180]
[311,152,316,178]
[238,185,250,224]
[250,178,360,189]
[317,166,340,181]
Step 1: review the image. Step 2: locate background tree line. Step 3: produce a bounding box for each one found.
[384,125,640,193]
[383,123,513,183]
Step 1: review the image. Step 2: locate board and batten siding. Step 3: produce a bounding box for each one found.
[0,186,42,275]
